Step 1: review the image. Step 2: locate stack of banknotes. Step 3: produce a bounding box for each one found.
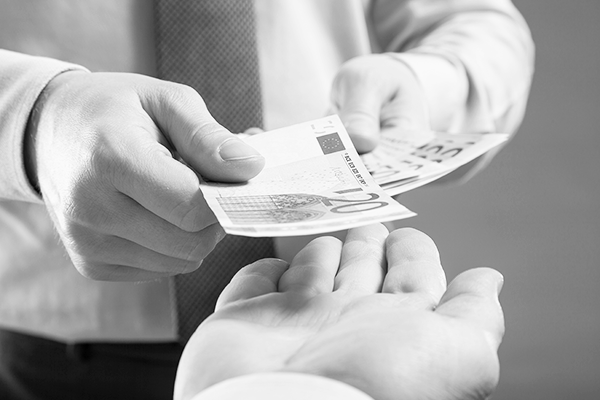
[200,115,507,237]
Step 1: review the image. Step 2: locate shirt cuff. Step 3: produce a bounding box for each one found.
[190,372,374,400]
[0,50,88,202]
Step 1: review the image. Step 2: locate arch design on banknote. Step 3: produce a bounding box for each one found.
[217,194,324,224]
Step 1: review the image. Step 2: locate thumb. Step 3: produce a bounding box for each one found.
[332,63,385,154]
[332,55,430,154]
[143,82,265,182]
[436,267,505,350]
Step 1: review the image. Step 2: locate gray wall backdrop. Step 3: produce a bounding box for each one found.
[397,1,600,398]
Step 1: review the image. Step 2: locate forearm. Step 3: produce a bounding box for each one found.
[372,0,534,134]
[0,49,87,202]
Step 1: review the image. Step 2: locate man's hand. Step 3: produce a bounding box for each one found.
[27,71,265,281]
[175,224,505,400]
[331,54,430,153]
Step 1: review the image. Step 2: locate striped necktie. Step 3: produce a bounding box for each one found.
[154,0,275,343]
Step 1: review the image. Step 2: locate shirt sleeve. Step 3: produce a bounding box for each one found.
[369,0,534,180]
[370,0,535,135]
[189,372,375,400]
[0,50,88,202]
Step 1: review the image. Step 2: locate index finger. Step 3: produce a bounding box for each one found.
[112,127,217,233]
[382,228,447,309]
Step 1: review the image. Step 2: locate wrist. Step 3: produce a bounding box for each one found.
[23,70,87,194]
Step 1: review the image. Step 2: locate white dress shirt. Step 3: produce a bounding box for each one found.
[0,0,534,343]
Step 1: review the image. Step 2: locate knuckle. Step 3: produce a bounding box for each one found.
[335,55,401,96]
[72,259,107,281]
[54,156,120,229]
[61,226,119,269]
[187,121,228,151]
[179,231,219,263]
[174,82,201,100]
[88,140,130,185]
[160,82,206,116]
[178,259,203,274]
[338,55,381,79]
[59,192,112,231]
[60,223,94,256]
[58,194,87,225]
[177,205,204,232]
[165,192,210,233]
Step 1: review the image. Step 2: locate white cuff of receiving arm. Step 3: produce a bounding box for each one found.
[190,373,374,400]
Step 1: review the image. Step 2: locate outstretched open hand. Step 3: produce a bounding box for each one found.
[176,224,504,400]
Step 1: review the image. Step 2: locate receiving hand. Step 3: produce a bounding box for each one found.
[331,54,430,153]
[175,224,505,400]
[26,71,265,281]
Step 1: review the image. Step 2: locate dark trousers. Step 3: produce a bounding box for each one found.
[0,328,184,400]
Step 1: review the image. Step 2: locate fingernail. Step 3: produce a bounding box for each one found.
[218,138,262,161]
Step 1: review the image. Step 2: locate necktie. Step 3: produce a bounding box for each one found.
[154,0,274,343]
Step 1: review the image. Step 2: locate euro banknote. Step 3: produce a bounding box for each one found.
[200,116,416,237]
[363,130,509,196]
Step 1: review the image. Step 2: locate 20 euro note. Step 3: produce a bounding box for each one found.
[199,115,415,237]
[364,131,509,196]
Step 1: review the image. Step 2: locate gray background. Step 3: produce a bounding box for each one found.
[400,0,600,398]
